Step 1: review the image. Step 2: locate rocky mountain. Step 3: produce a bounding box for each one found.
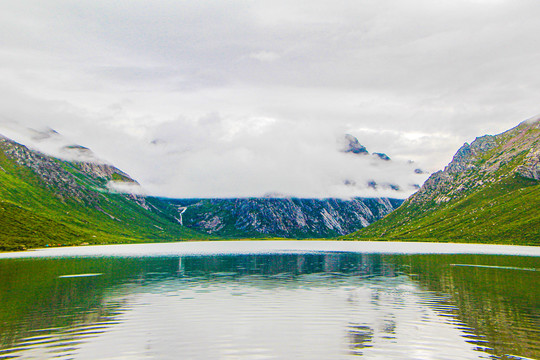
[344,118,540,245]
[164,197,403,238]
[0,135,206,251]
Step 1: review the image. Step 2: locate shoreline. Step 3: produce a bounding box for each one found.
[1,240,539,259]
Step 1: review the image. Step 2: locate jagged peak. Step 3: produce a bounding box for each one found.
[341,134,369,155]
[470,135,497,151]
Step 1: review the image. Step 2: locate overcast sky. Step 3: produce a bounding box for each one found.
[1,0,539,198]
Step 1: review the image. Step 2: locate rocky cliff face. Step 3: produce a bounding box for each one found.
[166,197,403,238]
[0,136,140,204]
[412,119,540,205]
[1,136,98,204]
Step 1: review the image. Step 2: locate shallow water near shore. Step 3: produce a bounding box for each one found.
[0,241,538,359]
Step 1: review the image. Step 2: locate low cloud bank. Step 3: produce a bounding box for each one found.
[0,110,429,199]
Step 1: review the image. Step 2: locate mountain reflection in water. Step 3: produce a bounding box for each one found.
[0,252,538,359]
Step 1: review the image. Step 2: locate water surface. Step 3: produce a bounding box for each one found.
[0,241,538,359]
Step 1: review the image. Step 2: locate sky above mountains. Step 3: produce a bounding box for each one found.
[1,0,539,198]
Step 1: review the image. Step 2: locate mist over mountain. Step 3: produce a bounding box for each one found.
[0,134,206,250]
[0,130,408,248]
[2,0,540,200]
[1,116,538,248]
[0,121,428,199]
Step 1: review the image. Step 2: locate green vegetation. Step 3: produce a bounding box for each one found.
[0,139,207,251]
[344,175,539,245]
[1,119,538,250]
[344,119,540,245]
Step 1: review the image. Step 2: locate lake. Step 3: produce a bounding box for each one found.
[0,241,538,359]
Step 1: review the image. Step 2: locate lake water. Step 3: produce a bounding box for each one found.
[0,241,538,359]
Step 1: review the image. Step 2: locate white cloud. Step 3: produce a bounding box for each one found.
[106,181,147,196]
[0,0,538,198]
[249,51,281,62]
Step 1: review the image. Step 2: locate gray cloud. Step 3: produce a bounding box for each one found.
[0,0,539,198]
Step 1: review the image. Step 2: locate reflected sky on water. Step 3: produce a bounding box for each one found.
[0,242,538,359]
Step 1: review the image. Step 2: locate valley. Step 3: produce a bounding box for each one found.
[0,118,538,250]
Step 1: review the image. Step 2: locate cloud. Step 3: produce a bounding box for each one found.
[106,181,146,196]
[0,0,539,199]
[139,117,430,198]
[249,51,281,62]
[0,93,428,199]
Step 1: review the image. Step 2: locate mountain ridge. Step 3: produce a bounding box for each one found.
[165,197,403,238]
[1,117,538,249]
[0,132,405,249]
[344,118,540,245]
[0,135,207,250]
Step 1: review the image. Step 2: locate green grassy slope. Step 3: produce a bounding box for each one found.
[344,119,540,245]
[0,139,207,251]
[343,175,539,245]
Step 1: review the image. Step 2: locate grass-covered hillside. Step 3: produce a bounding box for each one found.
[0,136,207,251]
[344,118,540,245]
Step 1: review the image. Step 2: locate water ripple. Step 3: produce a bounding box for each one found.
[0,252,537,359]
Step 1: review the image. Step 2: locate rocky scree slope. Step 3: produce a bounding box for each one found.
[165,197,403,238]
[344,118,540,245]
[0,136,205,251]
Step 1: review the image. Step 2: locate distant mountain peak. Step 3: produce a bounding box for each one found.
[341,134,369,155]
[373,152,391,161]
[337,133,427,196]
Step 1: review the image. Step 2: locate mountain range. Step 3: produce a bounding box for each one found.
[0,131,403,249]
[165,197,403,238]
[0,117,538,250]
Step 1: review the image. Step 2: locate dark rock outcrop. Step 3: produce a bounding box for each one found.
[166,197,403,238]
[373,152,391,161]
